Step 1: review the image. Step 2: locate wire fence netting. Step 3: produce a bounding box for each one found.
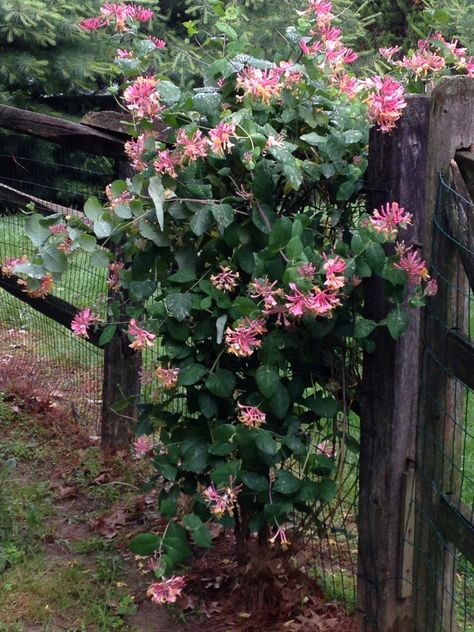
[414,173,474,632]
[0,131,361,614]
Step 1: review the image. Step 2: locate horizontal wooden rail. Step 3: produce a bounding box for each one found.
[0,270,103,347]
[445,329,474,390]
[437,495,474,563]
[0,105,125,157]
[0,182,82,218]
[448,161,474,294]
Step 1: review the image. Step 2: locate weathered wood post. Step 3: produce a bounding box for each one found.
[414,76,474,632]
[100,156,142,450]
[358,94,431,632]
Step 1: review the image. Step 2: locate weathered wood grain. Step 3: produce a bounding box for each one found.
[0,104,125,157]
[358,94,431,632]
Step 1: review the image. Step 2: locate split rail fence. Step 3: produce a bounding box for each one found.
[0,77,474,631]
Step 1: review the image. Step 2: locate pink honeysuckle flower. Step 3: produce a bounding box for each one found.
[128,319,156,350]
[116,49,134,58]
[18,273,54,299]
[147,576,186,605]
[298,263,316,279]
[317,440,336,457]
[71,308,100,338]
[394,247,429,285]
[305,287,341,317]
[203,478,242,518]
[154,149,180,178]
[369,201,412,240]
[250,278,282,310]
[208,122,237,157]
[130,5,154,22]
[278,60,304,88]
[336,74,361,99]
[148,36,166,49]
[265,133,286,149]
[303,0,334,23]
[210,266,240,292]
[365,75,406,133]
[225,317,267,357]
[237,403,266,428]
[268,526,291,550]
[324,273,346,291]
[49,224,67,235]
[133,435,153,458]
[264,303,292,328]
[80,16,107,30]
[323,254,347,276]
[285,283,312,318]
[124,133,154,172]
[176,128,209,163]
[424,278,438,297]
[236,66,284,104]
[1,255,28,277]
[105,185,134,209]
[107,262,124,292]
[300,39,323,56]
[155,365,180,389]
[379,46,401,61]
[123,76,163,121]
[398,50,445,77]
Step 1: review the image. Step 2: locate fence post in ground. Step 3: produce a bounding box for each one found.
[414,76,474,632]
[100,157,142,450]
[358,94,431,632]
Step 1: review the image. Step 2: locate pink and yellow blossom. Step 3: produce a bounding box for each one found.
[237,403,266,428]
[128,319,156,350]
[147,576,186,605]
[71,308,100,338]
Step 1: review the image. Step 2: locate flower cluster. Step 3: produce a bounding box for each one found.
[71,308,101,338]
[210,266,240,292]
[369,202,412,240]
[225,317,267,357]
[203,479,242,518]
[155,365,180,389]
[123,76,163,121]
[147,576,186,605]
[237,403,266,428]
[364,76,406,133]
[128,319,156,350]
[80,2,153,31]
[133,435,153,458]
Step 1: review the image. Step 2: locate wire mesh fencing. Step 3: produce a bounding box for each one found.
[414,173,474,632]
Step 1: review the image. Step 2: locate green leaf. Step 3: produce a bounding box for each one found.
[41,245,67,273]
[165,293,192,321]
[365,242,386,273]
[153,455,178,481]
[305,397,339,417]
[199,392,218,419]
[209,441,234,456]
[77,234,97,252]
[286,235,303,260]
[300,132,327,146]
[192,91,221,117]
[98,324,116,346]
[268,217,292,253]
[128,533,161,555]
[214,424,236,442]
[84,197,103,222]
[183,514,212,548]
[25,213,50,246]
[318,479,337,503]
[255,429,277,456]
[212,204,235,228]
[138,218,170,246]
[273,471,301,495]
[129,280,157,301]
[190,207,213,236]
[255,366,280,398]
[157,81,181,105]
[344,130,363,144]
[270,383,290,418]
[206,369,236,398]
[354,318,377,339]
[149,175,165,231]
[181,437,208,472]
[241,471,269,493]
[168,270,196,283]
[114,203,133,219]
[94,216,113,239]
[90,250,110,268]
[386,307,409,339]
[211,459,242,486]
[179,363,208,386]
[216,314,227,344]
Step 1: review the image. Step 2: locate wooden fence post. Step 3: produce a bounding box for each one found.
[358,94,431,632]
[100,158,142,450]
[415,76,474,632]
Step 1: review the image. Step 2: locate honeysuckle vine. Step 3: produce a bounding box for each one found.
[5,0,472,606]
